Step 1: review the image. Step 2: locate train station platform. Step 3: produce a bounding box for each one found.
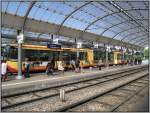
[2,64,148,97]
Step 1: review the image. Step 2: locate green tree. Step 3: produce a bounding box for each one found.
[144,48,149,59]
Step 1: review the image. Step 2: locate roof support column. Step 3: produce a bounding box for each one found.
[17,42,23,79]
[16,1,35,79]
[105,44,109,68]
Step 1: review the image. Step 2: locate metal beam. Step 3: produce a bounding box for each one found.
[56,1,92,36]
[112,26,146,39]
[17,1,35,79]
[139,42,148,47]
[138,40,148,46]
[134,38,148,44]
[22,1,36,31]
[78,8,147,40]
[1,12,144,49]
[120,31,147,41]
[127,34,148,43]
[100,19,148,36]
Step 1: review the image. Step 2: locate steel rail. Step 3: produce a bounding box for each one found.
[2,66,147,110]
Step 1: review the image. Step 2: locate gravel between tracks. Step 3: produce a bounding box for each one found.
[2,70,148,112]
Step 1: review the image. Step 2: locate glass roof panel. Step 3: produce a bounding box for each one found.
[106,26,123,33]
[130,1,147,9]
[71,11,92,24]
[127,10,142,19]
[94,20,113,28]
[42,2,59,10]
[102,15,122,25]
[7,2,20,14]
[40,10,51,22]
[17,2,30,16]
[88,27,106,35]
[65,2,87,8]
[47,12,65,25]
[114,1,132,9]
[33,8,46,20]
[64,17,89,30]
[103,30,117,38]
[2,1,8,12]
[101,1,119,12]
[54,2,75,15]
[82,3,106,18]
[28,5,39,18]
[1,1,148,47]
[140,10,148,19]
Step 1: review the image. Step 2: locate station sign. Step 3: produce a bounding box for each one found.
[47,44,61,49]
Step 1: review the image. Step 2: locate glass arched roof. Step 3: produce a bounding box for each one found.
[1,1,149,47]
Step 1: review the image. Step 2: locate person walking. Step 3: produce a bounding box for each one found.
[1,60,7,82]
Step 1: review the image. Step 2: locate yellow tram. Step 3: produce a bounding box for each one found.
[4,44,94,73]
[2,44,127,73]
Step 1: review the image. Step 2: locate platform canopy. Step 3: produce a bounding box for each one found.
[1,1,149,49]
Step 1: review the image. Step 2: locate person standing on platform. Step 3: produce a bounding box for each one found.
[57,58,64,75]
[130,59,133,66]
[46,58,55,76]
[134,58,137,65]
[70,59,75,71]
[98,59,103,70]
[24,59,30,78]
[1,60,7,82]
[75,58,80,73]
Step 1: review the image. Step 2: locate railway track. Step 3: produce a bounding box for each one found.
[67,76,149,112]
[1,66,148,111]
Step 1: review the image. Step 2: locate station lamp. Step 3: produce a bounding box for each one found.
[77,42,82,48]
[53,38,59,44]
[17,30,24,44]
[106,45,111,52]
[93,42,99,48]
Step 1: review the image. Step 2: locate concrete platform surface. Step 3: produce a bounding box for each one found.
[1,64,148,97]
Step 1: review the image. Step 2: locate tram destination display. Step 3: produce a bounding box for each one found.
[47,44,61,49]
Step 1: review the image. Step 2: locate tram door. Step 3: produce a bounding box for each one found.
[114,52,118,64]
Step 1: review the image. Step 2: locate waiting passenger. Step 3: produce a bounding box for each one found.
[127,59,129,65]
[138,58,142,65]
[24,60,30,78]
[130,59,133,66]
[1,60,7,82]
[75,58,80,73]
[57,58,64,75]
[98,59,103,70]
[70,59,75,71]
[134,58,138,65]
[46,58,55,76]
